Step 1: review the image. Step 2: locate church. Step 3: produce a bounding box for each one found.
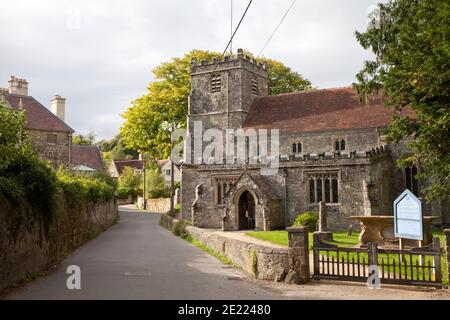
[180,49,449,232]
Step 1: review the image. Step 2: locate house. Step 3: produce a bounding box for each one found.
[109,159,144,180]
[1,76,74,168]
[158,159,181,186]
[180,49,449,231]
[71,144,105,172]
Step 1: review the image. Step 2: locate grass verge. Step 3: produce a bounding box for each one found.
[183,235,232,266]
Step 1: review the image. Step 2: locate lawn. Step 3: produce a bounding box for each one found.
[246,229,448,285]
[245,230,360,249]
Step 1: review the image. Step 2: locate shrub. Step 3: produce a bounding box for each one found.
[171,219,192,239]
[56,168,115,204]
[145,167,170,199]
[0,150,57,220]
[118,166,141,199]
[293,211,318,232]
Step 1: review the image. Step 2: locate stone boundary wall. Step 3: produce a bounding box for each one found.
[160,214,309,284]
[137,197,170,213]
[0,196,118,292]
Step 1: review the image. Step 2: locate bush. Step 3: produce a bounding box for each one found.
[0,150,57,220]
[145,166,170,199]
[118,166,141,199]
[56,168,115,204]
[293,211,318,232]
[171,219,192,239]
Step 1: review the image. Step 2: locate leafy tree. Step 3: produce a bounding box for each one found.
[0,102,56,219]
[97,134,139,167]
[0,102,29,170]
[121,50,312,160]
[72,129,96,146]
[354,0,450,201]
[117,166,142,199]
[145,165,170,199]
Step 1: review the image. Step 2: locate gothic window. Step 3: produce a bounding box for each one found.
[214,177,238,205]
[335,139,346,151]
[292,142,302,153]
[405,165,419,196]
[308,173,339,204]
[251,78,258,95]
[47,133,57,144]
[211,74,222,93]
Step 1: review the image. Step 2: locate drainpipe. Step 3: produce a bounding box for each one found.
[282,169,288,227]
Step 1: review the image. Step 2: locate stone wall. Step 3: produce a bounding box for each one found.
[29,129,71,168]
[183,224,309,284]
[280,127,384,155]
[0,195,118,292]
[142,198,170,213]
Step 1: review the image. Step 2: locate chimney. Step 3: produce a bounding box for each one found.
[51,95,66,122]
[8,76,29,95]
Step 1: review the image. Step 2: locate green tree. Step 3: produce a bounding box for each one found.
[145,165,170,199]
[121,50,312,160]
[72,129,96,146]
[117,166,142,199]
[0,102,29,170]
[97,134,139,167]
[354,0,450,201]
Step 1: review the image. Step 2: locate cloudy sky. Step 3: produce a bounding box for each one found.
[0,0,381,140]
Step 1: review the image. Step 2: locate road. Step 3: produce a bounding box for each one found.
[4,206,450,300]
[4,206,278,300]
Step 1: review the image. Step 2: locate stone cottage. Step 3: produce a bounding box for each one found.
[180,49,449,232]
[1,76,74,168]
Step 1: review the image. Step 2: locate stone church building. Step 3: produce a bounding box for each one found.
[180,49,448,231]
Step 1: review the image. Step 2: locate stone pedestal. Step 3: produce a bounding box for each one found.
[317,201,333,241]
[286,227,310,284]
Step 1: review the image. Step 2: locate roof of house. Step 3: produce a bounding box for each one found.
[157,159,169,167]
[71,145,105,172]
[112,159,144,175]
[243,87,412,134]
[72,164,97,172]
[2,93,74,133]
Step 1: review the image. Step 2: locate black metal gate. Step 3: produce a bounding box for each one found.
[312,233,443,288]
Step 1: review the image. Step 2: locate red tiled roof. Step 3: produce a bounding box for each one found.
[71,145,105,172]
[243,87,412,133]
[157,159,169,167]
[3,93,74,133]
[112,159,144,175]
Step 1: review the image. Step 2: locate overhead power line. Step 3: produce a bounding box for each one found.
[257,0,297,58]
[212,0,253,74]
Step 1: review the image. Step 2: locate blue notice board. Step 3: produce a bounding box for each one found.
[394,189,423,241]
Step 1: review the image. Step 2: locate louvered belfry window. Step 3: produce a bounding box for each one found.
[211,74,222,93]
[251,78,258,95]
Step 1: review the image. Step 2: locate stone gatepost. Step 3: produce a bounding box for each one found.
[445,229,450,289]
[286,226,310,284]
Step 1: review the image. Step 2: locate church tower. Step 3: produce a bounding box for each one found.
[187,49,269,163]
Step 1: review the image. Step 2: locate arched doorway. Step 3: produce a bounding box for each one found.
[238,190,255,230]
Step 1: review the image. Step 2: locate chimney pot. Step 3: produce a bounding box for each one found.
[8,76,28,95]
[51,95,66,122]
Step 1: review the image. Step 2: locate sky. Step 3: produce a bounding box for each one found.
[0,0,382,140]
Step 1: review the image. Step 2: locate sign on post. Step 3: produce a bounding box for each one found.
[394,189,423,241]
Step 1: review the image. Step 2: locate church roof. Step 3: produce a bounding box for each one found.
[243,87,412,134]
[2,93,74,133]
